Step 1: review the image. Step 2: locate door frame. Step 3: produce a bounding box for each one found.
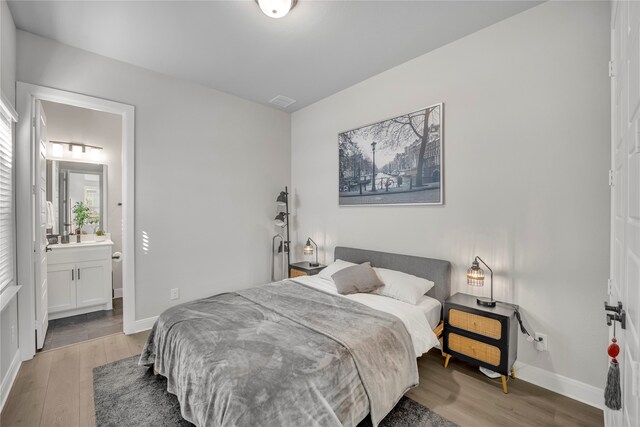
[16,82,136,361]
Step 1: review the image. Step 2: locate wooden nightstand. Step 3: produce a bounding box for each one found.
[442,293,518,393]
[289,262,325,278]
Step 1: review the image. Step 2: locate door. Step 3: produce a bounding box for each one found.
[608,2,640,425]
[76,260,109,307]
[47,262,76,313]
[34,100,49,349]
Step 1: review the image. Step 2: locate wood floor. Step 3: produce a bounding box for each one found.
[0,332,147,427]
[1,331,603,427]
[410,351,604,427]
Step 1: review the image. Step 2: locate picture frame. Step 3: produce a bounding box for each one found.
[338,103,443,206]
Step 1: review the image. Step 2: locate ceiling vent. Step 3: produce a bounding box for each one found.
[269,95,296,109]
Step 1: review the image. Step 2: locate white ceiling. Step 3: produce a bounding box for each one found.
[8,1,541,111]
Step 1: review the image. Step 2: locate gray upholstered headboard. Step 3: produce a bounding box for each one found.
[334,247,451,305]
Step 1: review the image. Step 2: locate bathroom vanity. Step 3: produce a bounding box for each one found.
[47,239,114,319]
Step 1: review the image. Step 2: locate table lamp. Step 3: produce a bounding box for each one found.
[467,256,495,307]
[303,237,319,267]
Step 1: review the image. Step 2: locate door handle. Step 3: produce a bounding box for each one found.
[604,301,623,314]
[607,312,626,329]
[72,269,74,281]
[77,268,80,281]
[605,301,626,329]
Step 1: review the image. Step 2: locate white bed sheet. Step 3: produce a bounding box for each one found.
[416,295,442,329]
[291,275,439,357]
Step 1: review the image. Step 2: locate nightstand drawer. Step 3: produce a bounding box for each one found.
[290,269,307,278]
[449,308,502,339]
[448,332,501,366]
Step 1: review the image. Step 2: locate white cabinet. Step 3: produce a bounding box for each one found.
[48,262,76,312]
[47,242,113,319]
[76,259,110,307]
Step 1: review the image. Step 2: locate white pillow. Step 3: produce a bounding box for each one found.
[372,267,435,305]
[318,259,357,282]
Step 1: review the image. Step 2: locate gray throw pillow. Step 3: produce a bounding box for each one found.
[331,262,384,295]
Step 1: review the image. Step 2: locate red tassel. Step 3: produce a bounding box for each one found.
[605,338,622,410]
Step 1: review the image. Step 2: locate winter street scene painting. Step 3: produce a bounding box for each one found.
[338,103,443,206]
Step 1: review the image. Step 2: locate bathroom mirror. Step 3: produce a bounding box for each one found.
[47,160,108,236]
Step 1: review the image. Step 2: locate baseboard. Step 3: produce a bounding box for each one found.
[113,288,123,298]
[49,303,112,320]
[513,361,603,410]
[124,315,158,335]
[0,350,21,413]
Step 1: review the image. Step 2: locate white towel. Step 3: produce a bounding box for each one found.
[46,201,54,229]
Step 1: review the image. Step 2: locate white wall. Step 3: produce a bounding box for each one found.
[1,0,15,106]
[0,0,19,405]
[17,30,291,320]
[0,295,19,406]
[291,1,610,391]
[42,101,124,292]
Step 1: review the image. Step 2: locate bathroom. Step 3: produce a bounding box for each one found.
[39,100,123,351]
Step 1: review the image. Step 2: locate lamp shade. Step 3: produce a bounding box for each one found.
[274,211,287,226]
[90,147,102,161]
[51,143,64,158]
[303,237,319,266]
[303,239,313,255]
[276,191,287,206]
[467,260,485,287]
[71,144,83,159]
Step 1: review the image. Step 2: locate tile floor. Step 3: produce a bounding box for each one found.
[41,298,123,351]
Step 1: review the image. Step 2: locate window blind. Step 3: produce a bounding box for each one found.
[0,101,15,291]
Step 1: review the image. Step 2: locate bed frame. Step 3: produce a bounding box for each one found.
[334,246,452,350]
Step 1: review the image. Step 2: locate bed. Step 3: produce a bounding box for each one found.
[332,246,451,343]
[139,247,451,427]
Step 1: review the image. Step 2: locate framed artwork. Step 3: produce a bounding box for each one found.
[338,103,443,206]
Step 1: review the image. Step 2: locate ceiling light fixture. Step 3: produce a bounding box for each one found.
[256,0,297,19]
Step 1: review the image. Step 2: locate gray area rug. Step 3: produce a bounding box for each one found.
[93,356,458,427]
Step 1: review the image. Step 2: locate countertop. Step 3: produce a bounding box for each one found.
[48,239,114,249]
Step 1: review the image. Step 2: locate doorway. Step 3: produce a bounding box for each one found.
[16,83,135,361]
[40,100,123,350]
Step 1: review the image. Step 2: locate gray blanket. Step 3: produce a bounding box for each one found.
[139,281,418,427]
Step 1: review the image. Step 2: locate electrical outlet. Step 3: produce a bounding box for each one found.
[170,288,180,300]
[535,332,548,351]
